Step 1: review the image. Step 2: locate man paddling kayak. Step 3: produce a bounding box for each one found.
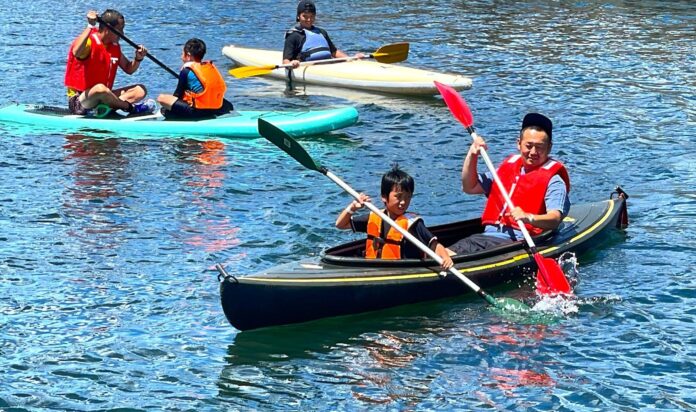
[449,113,571,254]
[64,10,153,116]
[282,0,363,68]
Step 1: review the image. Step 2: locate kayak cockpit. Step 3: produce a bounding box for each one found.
[321,217,554,268]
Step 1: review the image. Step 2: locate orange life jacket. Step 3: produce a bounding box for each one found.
[64,30,121,92]
[182,61,227,109]
[481,154,570,236]
[365,211,420,259]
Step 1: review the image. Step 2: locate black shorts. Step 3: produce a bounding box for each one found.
[165,99,233,120]
[448,233,514,255]
[68,93,88,115]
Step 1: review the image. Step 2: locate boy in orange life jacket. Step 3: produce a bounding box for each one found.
[64,10,149,115]
[157,38,233,120]
[449,113,571,255]
[335,165,454,271]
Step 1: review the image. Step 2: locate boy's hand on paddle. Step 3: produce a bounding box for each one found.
[350,193,370,211]
[440,254,453,271]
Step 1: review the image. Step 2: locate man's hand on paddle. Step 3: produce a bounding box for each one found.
[86,10,98,26]
[134,45,147,62]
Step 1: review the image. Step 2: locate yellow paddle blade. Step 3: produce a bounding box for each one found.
[371,42,409,63]
[228,65,279,79]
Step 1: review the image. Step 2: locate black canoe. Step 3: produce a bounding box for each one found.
[219,188,629,331]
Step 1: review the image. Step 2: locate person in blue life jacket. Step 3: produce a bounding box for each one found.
[448,113,571,255]
[282,0,363,68]
[156,38,233,120]
[335,165,454,271]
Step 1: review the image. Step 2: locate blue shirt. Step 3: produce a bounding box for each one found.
[173,67,203,98]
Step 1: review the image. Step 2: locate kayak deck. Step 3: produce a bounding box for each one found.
[0,103,359,139]
[223,45,473,95]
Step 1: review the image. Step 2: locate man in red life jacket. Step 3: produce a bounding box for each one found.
[449,113,571,255]
[64,10,149,115]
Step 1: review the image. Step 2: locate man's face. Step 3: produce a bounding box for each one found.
[103,19,124,44]
[517,128,551,169]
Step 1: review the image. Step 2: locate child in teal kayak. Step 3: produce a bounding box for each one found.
[335,165,453,270]
[157,38,233,119]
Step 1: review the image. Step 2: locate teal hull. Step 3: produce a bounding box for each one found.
[0,104,358,138]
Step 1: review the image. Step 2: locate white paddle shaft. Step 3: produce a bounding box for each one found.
[471,131,538,249]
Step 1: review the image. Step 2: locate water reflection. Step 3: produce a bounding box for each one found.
[173,140,242,259]
[479,323,558,396]
[61,134,131,248]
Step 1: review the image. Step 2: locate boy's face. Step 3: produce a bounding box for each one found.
[382,185,412,217]
[298,11,316,28]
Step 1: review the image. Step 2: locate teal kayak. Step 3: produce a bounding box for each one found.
[0,103,358,138]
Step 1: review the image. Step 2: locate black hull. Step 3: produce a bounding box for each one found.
[220,194,628,331]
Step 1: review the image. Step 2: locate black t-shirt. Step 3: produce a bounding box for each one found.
[350,213,438,259]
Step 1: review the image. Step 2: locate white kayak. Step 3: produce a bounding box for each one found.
[222,45,473,96]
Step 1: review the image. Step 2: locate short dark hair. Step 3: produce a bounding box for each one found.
[297,0,317,15]
[381,164,414,198]
[99,9,124,30]
[520,112,553,142]
[184,38,206,60]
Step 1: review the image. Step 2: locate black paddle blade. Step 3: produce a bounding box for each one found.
[257,119,323,173]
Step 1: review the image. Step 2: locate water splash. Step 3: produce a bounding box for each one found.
[532,294,579,316]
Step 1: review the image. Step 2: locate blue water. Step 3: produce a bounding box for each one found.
[1,1,694,410]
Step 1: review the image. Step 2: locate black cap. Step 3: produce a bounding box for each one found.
[297,0,317,15]
[521,112,552,140]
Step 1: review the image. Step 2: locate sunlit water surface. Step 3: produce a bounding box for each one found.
[0,1,694,410]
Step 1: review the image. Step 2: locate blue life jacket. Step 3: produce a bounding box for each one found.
[300,28,332,61]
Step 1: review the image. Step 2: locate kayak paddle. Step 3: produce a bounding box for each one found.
[229,42,410,79]
[434,81,572,295]
[97,16,179,79]
[257,118,531,313]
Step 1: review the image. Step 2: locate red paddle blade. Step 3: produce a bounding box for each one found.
[535,256,572,295]
[434,81,474,129]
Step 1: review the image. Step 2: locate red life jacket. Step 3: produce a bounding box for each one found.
[64,30,121,92]
[481,154,570,236]
[182,61,227,109]
[365,211,420,259]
